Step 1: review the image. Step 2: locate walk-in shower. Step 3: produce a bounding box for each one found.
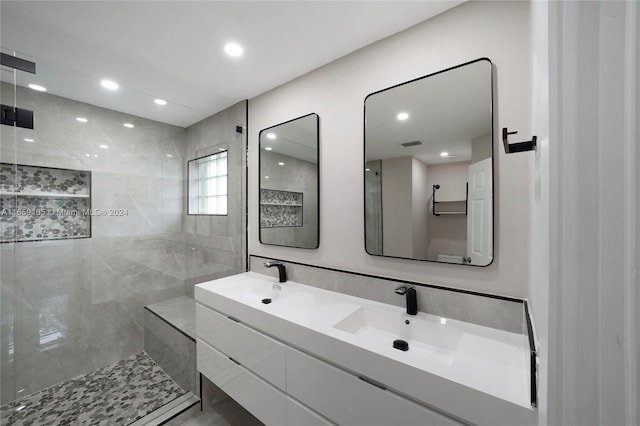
[0,49,247,424]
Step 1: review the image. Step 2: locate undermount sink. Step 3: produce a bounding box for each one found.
[333,306,463,365]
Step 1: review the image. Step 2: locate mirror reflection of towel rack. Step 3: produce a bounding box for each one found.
[432,184,468,216]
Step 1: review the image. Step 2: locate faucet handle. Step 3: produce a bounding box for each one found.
[395,286,408,295]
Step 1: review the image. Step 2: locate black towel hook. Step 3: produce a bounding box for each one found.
[503,127,537,154]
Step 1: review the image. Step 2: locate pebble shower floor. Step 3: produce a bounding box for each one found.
[0,352,185,425]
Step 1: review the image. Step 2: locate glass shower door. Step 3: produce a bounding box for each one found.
[0,49,23,422]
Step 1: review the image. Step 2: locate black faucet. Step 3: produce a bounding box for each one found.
[264,261,287,283]
[395,286,417,315]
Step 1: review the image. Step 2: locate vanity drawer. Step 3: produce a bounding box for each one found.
[286,397,335,426]
[196,303,285,390]
[285,347,463,426]
[197,339,287,426]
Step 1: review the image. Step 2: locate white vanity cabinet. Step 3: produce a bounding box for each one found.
[196,301,463,426]
[195,273,536,426]
[196,304,286,391]
[197,339,290,425]
[285,347,463,426]
[196,303,334,426]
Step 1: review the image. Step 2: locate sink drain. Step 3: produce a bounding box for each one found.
[261,298,272,304]
[393,339,409,351]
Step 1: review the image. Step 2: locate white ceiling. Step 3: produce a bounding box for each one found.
[0,1,463,128]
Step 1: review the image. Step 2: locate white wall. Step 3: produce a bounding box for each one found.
[542,1,640,425]
[428,162,469,202]
[528,0,550,423]
[249,0,531,298]
[381,157,413,258]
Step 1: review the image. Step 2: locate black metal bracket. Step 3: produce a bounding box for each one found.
[1,104,34,129]
[0,53,36,74]
[503,127,537,153]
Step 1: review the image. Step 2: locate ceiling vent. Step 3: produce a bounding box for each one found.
[400,141,422,147]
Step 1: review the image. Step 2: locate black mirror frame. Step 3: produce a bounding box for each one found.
[362,58,494,267]
[258,112,320,249]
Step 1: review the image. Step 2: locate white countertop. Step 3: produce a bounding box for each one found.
[196,272,537,426]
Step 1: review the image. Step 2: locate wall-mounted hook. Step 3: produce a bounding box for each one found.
[502,127,537,154]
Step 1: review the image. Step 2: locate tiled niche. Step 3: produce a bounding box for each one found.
[0,163,91,243]
[260,189,303,228]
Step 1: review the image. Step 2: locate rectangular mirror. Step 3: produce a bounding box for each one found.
[259,113,319,249]
[364,58,493,266]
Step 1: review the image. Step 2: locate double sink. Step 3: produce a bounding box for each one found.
[195,271,535,426]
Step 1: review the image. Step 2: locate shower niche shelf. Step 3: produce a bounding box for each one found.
[260,189,303,228]
[0,163,92,243]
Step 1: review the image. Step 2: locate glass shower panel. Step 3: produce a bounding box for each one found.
[0,52,19,414]
[0,48,248,424]
[0,50,246,424]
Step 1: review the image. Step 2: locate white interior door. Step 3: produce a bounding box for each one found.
[467,158,492,266]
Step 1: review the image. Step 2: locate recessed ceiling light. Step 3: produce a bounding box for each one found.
[278,162,285,166]
[28,84,46,92]
[440,151,449,157]
[397,112,409,121]
[93,154,98,158]
[154,98,167,106]
[123,123,134,128]
[265,147,273,151]
[224,42,244,57]
[266,133,276,140]
[365,168,371,172]
[166,154,173,158]
[100,79,119,90]
[99,144,109,149]
[76,117,88,123]
[85,154,91,157]
[23,138,34,142]
[265,176,269,179]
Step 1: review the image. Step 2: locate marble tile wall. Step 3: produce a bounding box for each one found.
[0,86,246,404]
[183,100,247,297]
[250,255,524,334]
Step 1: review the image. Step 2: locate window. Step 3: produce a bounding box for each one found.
[188,151,228,215]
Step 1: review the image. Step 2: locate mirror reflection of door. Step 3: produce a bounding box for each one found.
[364,58,493,266]
[467,157,492,266]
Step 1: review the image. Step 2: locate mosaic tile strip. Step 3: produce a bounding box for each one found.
[260,189,303,228]
[0,352,185,426]
[0,196,90,243]
[260,205,302,228]
[0,163,91,243]
[260,189,302,206]
[0,163,90,196]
